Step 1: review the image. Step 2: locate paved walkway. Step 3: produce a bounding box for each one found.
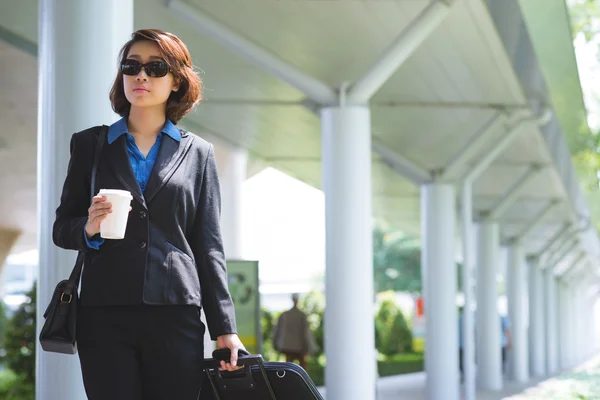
[317,355,600,399]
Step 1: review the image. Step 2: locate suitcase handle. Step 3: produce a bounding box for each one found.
[204,349,277,400]
[204,348,262,370]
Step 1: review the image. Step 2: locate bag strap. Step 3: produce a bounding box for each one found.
[66,125,108,286]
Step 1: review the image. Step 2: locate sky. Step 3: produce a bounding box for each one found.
[242,167,325,294]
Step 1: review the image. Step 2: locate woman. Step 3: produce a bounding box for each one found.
[53,29,244,400]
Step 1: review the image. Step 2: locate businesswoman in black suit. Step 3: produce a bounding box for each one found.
[53,29,244,400]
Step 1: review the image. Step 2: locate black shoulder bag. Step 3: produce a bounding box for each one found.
[39,125,107,354]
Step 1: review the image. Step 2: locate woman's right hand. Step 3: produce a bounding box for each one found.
[85,195,112,238]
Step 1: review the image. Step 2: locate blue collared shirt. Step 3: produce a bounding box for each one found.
[85,118,181,249]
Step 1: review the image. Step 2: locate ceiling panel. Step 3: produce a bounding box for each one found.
[182,0,425,86]
[0,0,590,266]
[375,0,524,104]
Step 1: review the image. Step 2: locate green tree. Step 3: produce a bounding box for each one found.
[569,0,600,42]
[0,300,8,353]
[261,307,274,344]
[374,294,413,356]
[3,284,36,385]
[568,0,600,231]
[373,224,422,294]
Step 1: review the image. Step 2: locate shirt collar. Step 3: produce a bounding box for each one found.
[107,117,182,144]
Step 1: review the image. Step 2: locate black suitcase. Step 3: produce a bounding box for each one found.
[200,349,323,400]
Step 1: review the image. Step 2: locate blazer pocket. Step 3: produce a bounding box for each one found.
[166,241,201,303]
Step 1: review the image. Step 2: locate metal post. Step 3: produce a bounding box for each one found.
[528,258,546,377]
[460,182,476,400]
[476,220,503,390]
[422,183,458,400]
[506,243,529,382]
[214,145,247,259]
[37,1,133,399]
[321,105,375,400]
[544,270,559,374]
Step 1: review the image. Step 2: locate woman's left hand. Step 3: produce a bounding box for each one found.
[216,334,246,371]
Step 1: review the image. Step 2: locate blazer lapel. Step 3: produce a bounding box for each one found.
[104,135,146,208]
[143,133,194,204]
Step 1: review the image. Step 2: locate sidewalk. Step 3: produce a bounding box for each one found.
[317,355,600,399]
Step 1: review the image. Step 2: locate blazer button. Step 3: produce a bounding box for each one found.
[139,241,147,249]
[140,211,147,219]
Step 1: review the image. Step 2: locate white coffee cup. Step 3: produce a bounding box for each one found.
[99,189,133,239]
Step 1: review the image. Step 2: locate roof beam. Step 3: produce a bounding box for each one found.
[543,229,580,267]
[549,238,579,274]
[462,115,534,184]
[372,140,432,185]
[371,101,528,111]
[347,0,454,104]
[535,223,572,260]
[442,112,504,180]
[560,255,587,281]
[167,0,337,105]
[565,266,593,286]
[514,200,560,242]
[487,165,541,220]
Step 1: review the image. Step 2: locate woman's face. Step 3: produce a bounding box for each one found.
[122,41,179,111]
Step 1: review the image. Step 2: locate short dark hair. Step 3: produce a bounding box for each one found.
[109,29,202,124]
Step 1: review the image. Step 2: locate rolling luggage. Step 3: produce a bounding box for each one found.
[200,349,324,400]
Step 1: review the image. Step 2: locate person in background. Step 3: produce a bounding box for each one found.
[272,293,317,369]
[458,309,512,380]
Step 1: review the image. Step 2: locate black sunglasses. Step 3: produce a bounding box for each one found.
[121,59,171,78]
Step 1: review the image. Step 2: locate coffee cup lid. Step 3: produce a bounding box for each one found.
[98,189,133,199]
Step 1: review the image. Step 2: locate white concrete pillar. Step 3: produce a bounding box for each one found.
[528,259,546,377]
[37,1,133,399]
[574,284,587,364]
[460,182,476,400]
[214,145,247,259]
[210,145,247,357]
[321,106,375,400]
[544,270,559,374]
[558,282,571,370]
[572,285,581,364]
[421,183,458,400]
[506,243,529,382]
[580,293,590,360]
[476,221,503,390]
[567,286,576,367]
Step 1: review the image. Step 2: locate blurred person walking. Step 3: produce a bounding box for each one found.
[272,293,317,369]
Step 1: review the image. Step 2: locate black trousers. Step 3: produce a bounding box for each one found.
[76,305,205,400]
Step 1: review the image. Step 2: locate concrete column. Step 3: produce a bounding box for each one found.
[37,1,133,399]
[421,183,458,400]
[544,270,559,374]
[460,183,476,400]
[558,282,571,370]
[506,244,529,382]
[528,259,546,377]
[574,284,587,364]
[321,106,375,400]
[566,286,576,367]
[214,145,247,259]
[476,221,503,390]
[573,285,581,364]
[211,144,247,357]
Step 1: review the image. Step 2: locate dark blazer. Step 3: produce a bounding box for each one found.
[53,125,236,340]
